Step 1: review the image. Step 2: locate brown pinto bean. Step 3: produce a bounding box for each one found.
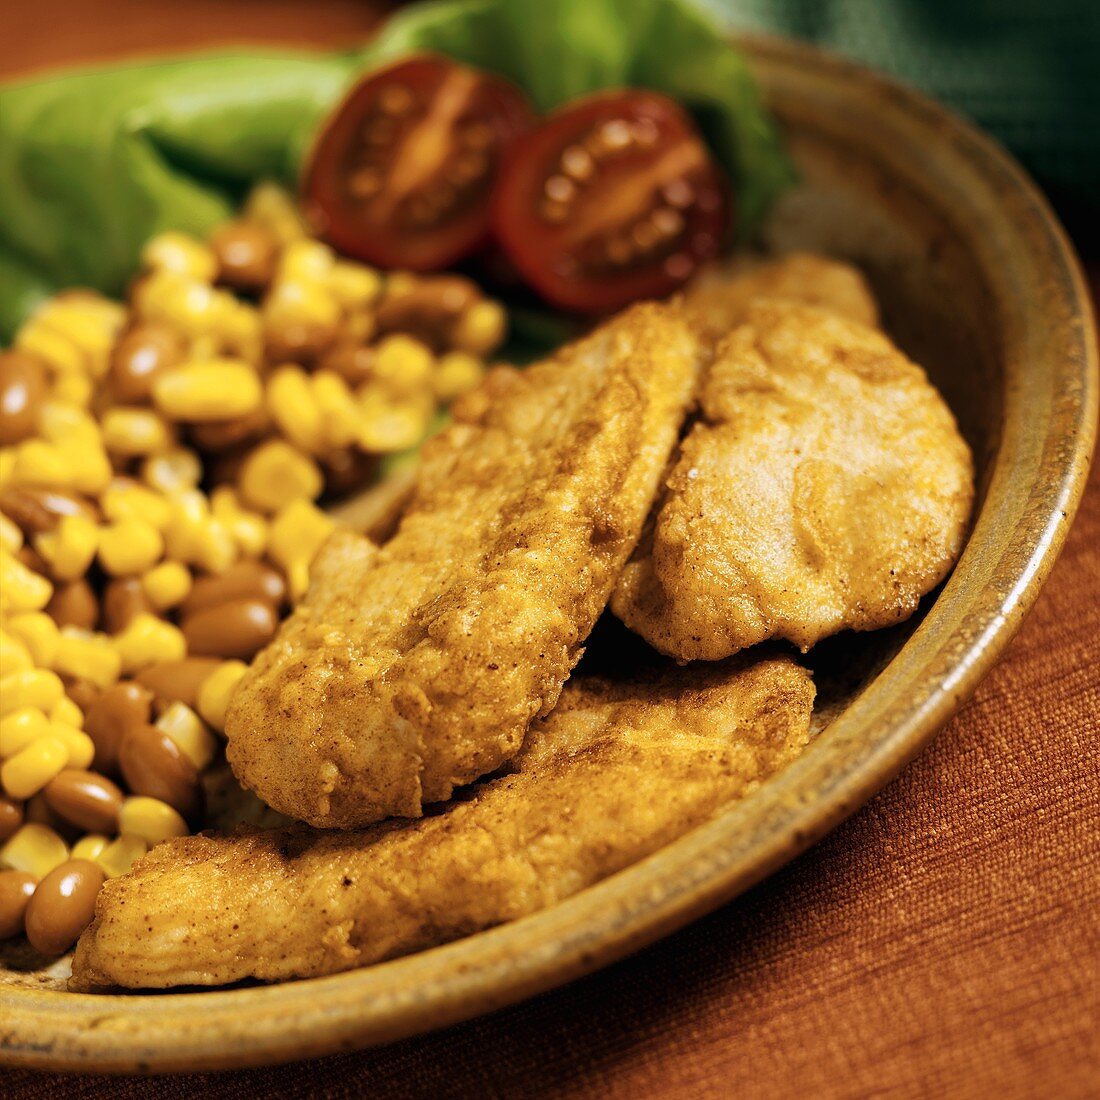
[210,220,279,292]
[182,560,286,617]
[0,486,99,536]
[47,579,100,631]
[316,341,377,386]
[0,871,37,940]
[109,322,186,403]
[0,797,23,841]
[373,275,480,351]
[24,860,105,955]
[135,657,222,709]
[0,351,48,445]
[63,677,101,714]
[118,723,202,820]
[188,406,270,453]
[101,577,155,634]
[181,598,278,660]
[44,769,123,833]
[84,681,154,774]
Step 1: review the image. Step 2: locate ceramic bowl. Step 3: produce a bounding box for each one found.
[1,33,1095,1073]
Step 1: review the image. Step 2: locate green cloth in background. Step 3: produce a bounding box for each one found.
[705,0,1100,235]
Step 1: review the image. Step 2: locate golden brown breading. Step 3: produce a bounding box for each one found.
[225,303,702,828]
[71,654,813,991]
[683,252,880,344]
[612,302,974,660]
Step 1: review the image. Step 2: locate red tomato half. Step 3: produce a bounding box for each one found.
[303,55,534,271]
[491,90,731,313]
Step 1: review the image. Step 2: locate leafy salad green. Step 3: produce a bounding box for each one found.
[0,0,793,339]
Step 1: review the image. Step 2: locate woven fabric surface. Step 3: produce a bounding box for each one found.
[2,3,1098,1096]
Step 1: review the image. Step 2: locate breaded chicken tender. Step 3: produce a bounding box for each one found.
[71,655,814,991]
[612,302,973,660]
[225,303,701,828]
[683,252,880,344]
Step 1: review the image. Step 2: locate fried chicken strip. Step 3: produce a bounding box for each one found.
[72,654,814,991]
[683,251,880,343]
[225,303,701,828]
[612,302,974,660]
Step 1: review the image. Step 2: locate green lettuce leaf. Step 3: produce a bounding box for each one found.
[0,0,792,339]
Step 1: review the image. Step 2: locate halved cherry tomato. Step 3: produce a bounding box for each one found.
[303,54,534,271]
[491,90,731,314]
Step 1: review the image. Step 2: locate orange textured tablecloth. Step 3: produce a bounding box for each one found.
[3,3,1098,1096]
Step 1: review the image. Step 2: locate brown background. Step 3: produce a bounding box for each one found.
[3,3,1098,1096]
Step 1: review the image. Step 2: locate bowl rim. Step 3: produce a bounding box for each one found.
[1,33,1096,1075]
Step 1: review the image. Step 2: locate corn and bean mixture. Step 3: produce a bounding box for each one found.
[0,184,507,956]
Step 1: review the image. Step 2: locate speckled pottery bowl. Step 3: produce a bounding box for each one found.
[1,34,1095,1074]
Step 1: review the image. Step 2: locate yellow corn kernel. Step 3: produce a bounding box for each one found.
[238,440,323,513]
[267,500,336,601]
[37,401,99,446]
[356,394,432,454]
[244,181,307,244]
[34,514,99,581]
[59,439,113,496]
[52,372,95,407]
[152,359,263,422]
[8,439,72,489]
[263,280,341,331]
[329,261,382,311]
[53,629,121,689]
[100,407,175,457]
[15,322,85,375]
[434,351,486,401]
[0,823,69,878]
[97,517,164,577]
[50,695,83,728]
[0,708,51,757]
[163,491,238,574]
[141,560,192,611]
[33,304,117,379]
[118,796,189,846]
[5,613,59,670]
[142,231,218,282]
[96,834,148,878]
[1,736,69,799]
[141,447,203,494]
[71,834,109,862]
[0,513,23,555]
[0,449,15,492]
[312,370,361,450]
[135,271,222,337]
[371,334,434,393]
[343,309,376,344]
[0,669,64,717]
[266,365,326,453]
[209,487,267,558]
[278,239,335,283]
[155,701,217,771]
[217,302,264,364]
[0,631,33,678]
[453,299,507,356]
[50,724,95,769]
[112,613,187,674]
[101,479,174,530]
[196,660,248,733]
[0,553,53,615]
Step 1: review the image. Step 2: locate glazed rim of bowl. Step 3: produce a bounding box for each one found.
[2,35,1096,1074]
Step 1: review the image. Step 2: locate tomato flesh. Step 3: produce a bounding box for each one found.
[492,90,731,313]
[304,55,533,271]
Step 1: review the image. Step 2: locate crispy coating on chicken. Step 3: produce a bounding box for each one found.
[225,303,701,828]
[71,655,813,991]
[612,302,974,660]
[683,252,880,344]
